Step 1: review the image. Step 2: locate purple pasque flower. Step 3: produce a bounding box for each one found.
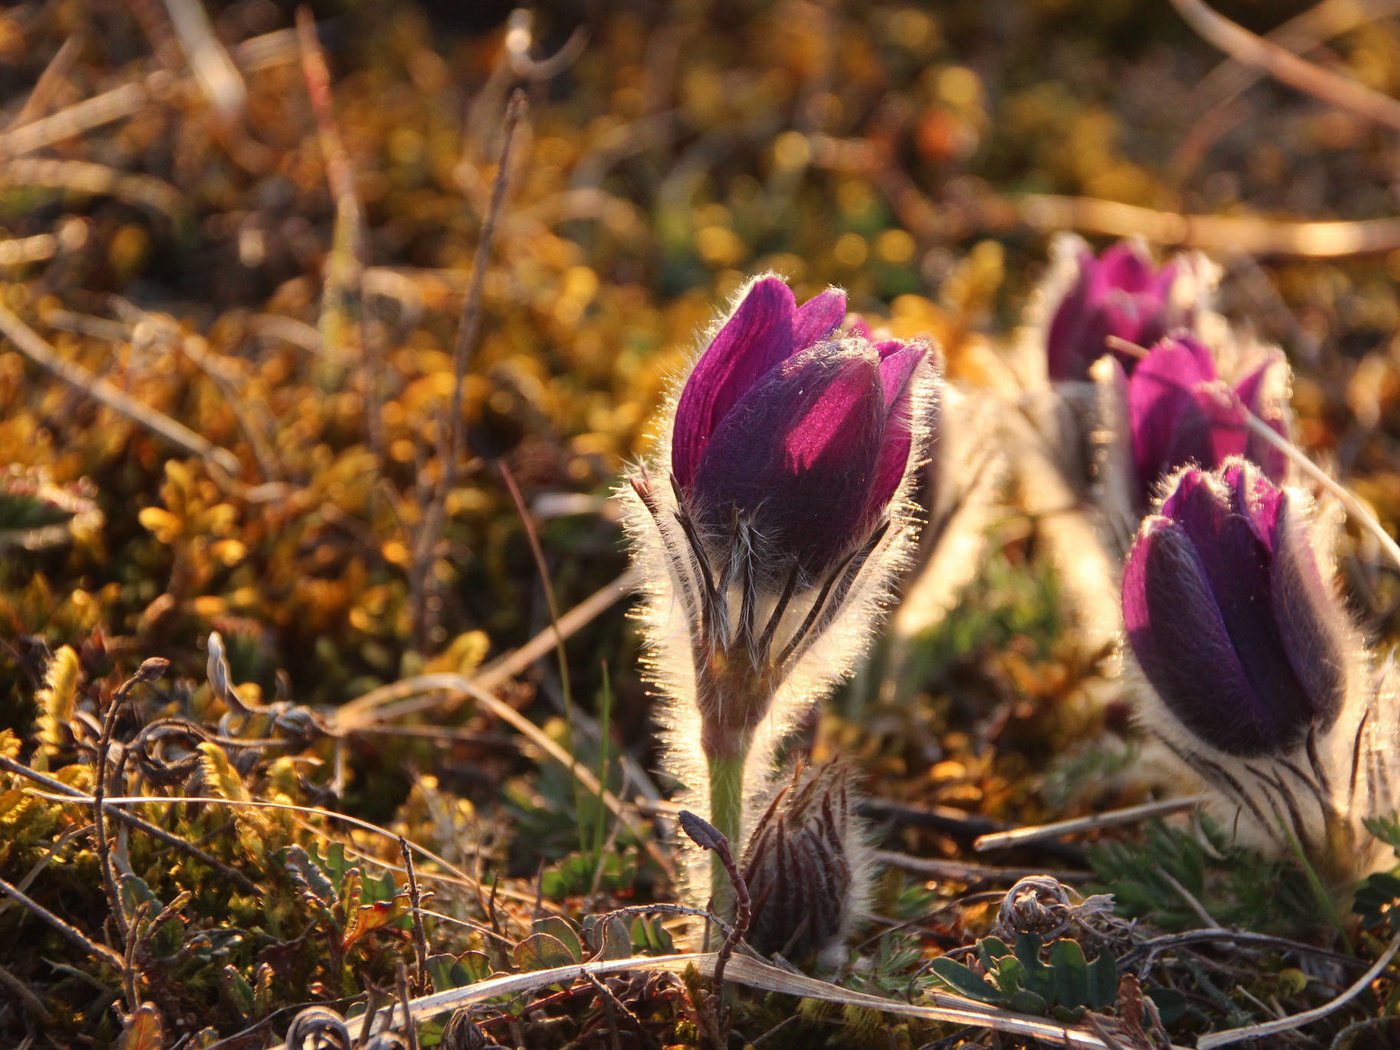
[1122,459,1354,758]
[1046,238,1195,381]
[1125,335,1289,508]
[672,275,930,576]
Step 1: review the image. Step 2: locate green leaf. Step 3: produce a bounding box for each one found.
[513,932,578,971]
[1086,950,1119,1009]
[929,957,1003,1004]
[1048,939,1088,1007]
[281,845,337,907]
[531,916,583,961]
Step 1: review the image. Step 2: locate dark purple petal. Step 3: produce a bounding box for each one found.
[1128,338,1218,493]
[689,343,885,571]
[1046,242,1185,380]
[1123,517,1285,756]
[863,343,930,525]
[1045,250,1096,381]
[672,277,797,489]
[1219,458,1283,549]
[1270,494,1347,734]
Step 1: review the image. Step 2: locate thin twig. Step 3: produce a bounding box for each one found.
[0,874,124,969]
[396,962,421,1050]
[0,755,259,894]
[400,836,429,994]
[0,299,240,476]
[1168,0,1400,134]
[973,797,1204,852]
[1196,930,1400,1048]
[1018,195,1400,256]
[410,91,528,650]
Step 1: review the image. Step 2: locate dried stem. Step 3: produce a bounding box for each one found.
[1168,0,1400,134]
[400,836,429,994]
[410,89,529,650]
[0,299,240,477]
[0,755,259,894]
[0,874,124,969]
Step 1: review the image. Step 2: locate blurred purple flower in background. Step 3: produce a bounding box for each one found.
[1124,335,1289,508]
[1045,238,1201,381]
[672,275,928,574]
[1122,459,1354,757]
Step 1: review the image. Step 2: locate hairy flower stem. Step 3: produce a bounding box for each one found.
[705,748,748,933]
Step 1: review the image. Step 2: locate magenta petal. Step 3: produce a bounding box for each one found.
[861,343,928,523]
[672,277,798,489]
[1096,242,1158,293]
[690,344,884,571]
[792,289,847,348]
[1234,355,1290,484]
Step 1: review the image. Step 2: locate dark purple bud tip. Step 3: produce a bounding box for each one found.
[741,763,861,960]
[1126,336,1288,509]
[678,809,728,853]
[1122,459,1349,757]
[1046,239,1187,382]
[673,276,931,574]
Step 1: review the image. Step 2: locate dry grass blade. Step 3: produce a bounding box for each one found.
[29,791,483,895]
[3,158,185,221]
[1169,0,1400,133]
[0,298,241,477]
[974,797,1206,852]
[264,952,1139,1050]
[331,673,674,877]
[1196,930,1400,1048]
[1020,195,1400,256]
[160,0,246,122]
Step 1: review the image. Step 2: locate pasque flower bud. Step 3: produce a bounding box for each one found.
[741,763,867,962]
[1122,460,1376,868]
[1043,236,1215,382]
[1124,459,1353,756]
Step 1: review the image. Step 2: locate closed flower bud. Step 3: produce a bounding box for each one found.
[1124,459,1356,757]
[671,275,928,575]
[1042,236,1216,382]
[741,762,868,962]
[1123,335,1289,509]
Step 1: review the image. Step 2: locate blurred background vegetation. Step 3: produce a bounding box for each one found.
[4,0,1400,1045]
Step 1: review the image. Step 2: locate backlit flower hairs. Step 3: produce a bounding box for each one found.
[620,274,940,919]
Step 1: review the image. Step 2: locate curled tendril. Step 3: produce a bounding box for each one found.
[283,1006,352,1050]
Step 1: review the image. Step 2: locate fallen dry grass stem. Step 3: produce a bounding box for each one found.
[974,796,1205,852]
[320,952,1136,1050]
[1169,0,1400,133]
[0,873,124,970]
[0,298,241,477]
[1196,930,1400,1047]
[1020,194,1400,256]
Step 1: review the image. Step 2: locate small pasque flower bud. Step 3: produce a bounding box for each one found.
[1123,335,1289,510]
[740,763,867,962]
[1124,459,1353,756]
[1043,236,1214,382]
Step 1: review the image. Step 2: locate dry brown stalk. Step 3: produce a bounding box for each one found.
[0,298,241,477]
